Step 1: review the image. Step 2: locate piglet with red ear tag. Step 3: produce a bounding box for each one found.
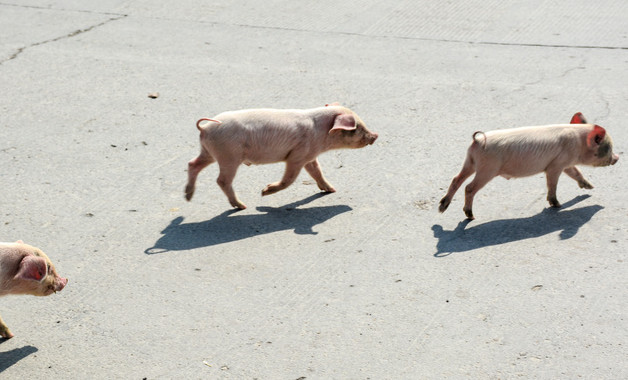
[439,112,619,220]
[0,241,67,338]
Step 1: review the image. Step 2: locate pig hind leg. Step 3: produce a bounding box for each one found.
[216,160,247,209]
[545,166,565,207]
[439,156,475,213]
[463,166,499,220]
[185,149,216,201]
[0,314,14,339]
[304,159,336,193]
[262,161,304,196]
[563,166,594,189]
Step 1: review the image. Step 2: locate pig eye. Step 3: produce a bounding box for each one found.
[597,143,610,158]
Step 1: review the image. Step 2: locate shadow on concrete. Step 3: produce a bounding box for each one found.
[432,195,602,257]
[145,193,351,254]
[0,345,38,373]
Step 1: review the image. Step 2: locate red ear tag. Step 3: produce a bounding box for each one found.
[570,112,588,124]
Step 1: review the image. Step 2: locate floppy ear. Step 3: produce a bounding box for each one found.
[587,125,606,149]
[16,255,47,282]
[329,114,357,134]
[570,112,588,124]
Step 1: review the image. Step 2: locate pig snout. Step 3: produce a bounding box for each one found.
[44,272,68,295]
[611,153,619,165]
[55,277,68,293]
[357,127,378,147]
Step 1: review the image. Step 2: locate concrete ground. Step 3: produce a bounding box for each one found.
[1,1,626,378]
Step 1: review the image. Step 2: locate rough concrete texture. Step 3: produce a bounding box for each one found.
[1,1,626,378]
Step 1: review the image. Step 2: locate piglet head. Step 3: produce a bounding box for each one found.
[15,247,67,296]
[328,112,378,148]
[586,125,619,167]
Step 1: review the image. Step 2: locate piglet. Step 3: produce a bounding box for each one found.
[185,105,378,209]
[439,112,619,220]
[0,241,67,338]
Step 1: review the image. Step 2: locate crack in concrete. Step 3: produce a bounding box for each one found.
[0,2,126,17]
[597,90,611,121]
[0,14,127,65]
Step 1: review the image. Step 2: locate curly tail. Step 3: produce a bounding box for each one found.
[196,118,222,131]
[472,131,487,148]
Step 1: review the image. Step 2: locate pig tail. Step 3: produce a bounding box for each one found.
[472,131,487,148]
[196,118,222,130]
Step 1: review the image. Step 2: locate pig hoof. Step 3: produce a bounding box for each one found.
[262,185,279,196]
[579,181,594,189]
[464,209,474,220]
[0,328,13,339]
[231,202,246,210]
[547,195,561,208]
[185,186,195,201]
[438,198,450,213]
[316,182,336,192]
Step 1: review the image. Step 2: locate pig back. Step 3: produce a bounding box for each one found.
[481,125,586,177]
[204,109,327,165]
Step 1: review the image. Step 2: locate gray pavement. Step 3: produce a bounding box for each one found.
[1,1,627,378]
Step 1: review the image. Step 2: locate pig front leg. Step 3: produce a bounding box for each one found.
[216,161,247,209]
[0,314,14,339]
[563,166,594,189]
[262,161,304,196]
[304,158,336,193]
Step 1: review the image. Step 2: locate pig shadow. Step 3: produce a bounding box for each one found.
[432,195,602,257]
[0,345,38,373]
[145,193,351,254]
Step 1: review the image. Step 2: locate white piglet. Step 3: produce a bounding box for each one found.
[185,104,378,209]
[0,241,67,338]
[439,112,619,220]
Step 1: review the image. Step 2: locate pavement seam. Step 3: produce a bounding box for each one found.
[192,19,628,51]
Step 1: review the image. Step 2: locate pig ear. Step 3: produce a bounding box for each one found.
[15,240,24,244]
[329,114,357,134]
[587,125,606,148]
[570,112,588,124]
[16,256,47,282]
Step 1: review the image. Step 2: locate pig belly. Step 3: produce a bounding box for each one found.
[497,157,552,178]
[241,145,293,165]
[205,138,291,166]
